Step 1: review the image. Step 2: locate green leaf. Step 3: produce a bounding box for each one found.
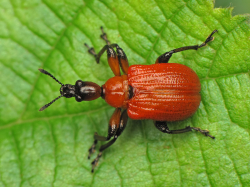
[0,0,250,186]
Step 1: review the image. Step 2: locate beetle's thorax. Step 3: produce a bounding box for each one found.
[102,75,132,108]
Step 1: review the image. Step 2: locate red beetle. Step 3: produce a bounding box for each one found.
[39,27,217,172]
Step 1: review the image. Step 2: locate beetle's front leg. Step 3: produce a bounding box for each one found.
[100,26,110,45]
[88,132,110,159]
[85,27,129,75]
[85,43,121,76]
[154,121,215,139]
[90,109,128,173]
[88,108,121,159]
[84,27,110,62]
[88,139,98,159]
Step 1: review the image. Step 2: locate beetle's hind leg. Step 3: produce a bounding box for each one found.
[154,121,215,139]
[155,30,218,64]
[89,109,128,172]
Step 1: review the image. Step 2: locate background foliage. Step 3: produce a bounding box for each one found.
[215,0,250,15]
[0,0,250,186]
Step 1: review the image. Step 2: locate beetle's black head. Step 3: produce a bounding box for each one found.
[60,84,75,98]
[38,69,102,111]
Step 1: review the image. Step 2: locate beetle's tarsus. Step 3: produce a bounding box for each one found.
[191,127,215,139]
[88,139,98,159]
[91,152,102,173]
[199,29,218,48]
[85,44,97,56]
[88,147,95,159]
[100,26,110,45]
[84,43,99,63]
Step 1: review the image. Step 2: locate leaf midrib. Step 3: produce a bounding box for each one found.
[0,106,110,130]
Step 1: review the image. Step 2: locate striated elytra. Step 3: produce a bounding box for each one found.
[39,27,217,172]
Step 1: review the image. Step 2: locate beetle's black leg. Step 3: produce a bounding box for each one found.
[88,139,98,159]
[84,43,110,65]
[84,43,97,58]
[88,108,121,159]
[100,26,110,45]
[155,30,218,64]
[88,131,115,159]
[84,27,112,64]
[86,44,129,75]
[91,110,128,173]
[88,132,113,159]
[85,27,129,75]
[191,127,215,139]
[85,43,121,76]
[154,121,215,139]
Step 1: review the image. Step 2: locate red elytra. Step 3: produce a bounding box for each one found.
[127,64,201,121]
[39,28,217,172]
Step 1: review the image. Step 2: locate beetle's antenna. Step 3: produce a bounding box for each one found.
[39,95,63,111]
[39,69,64,86]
